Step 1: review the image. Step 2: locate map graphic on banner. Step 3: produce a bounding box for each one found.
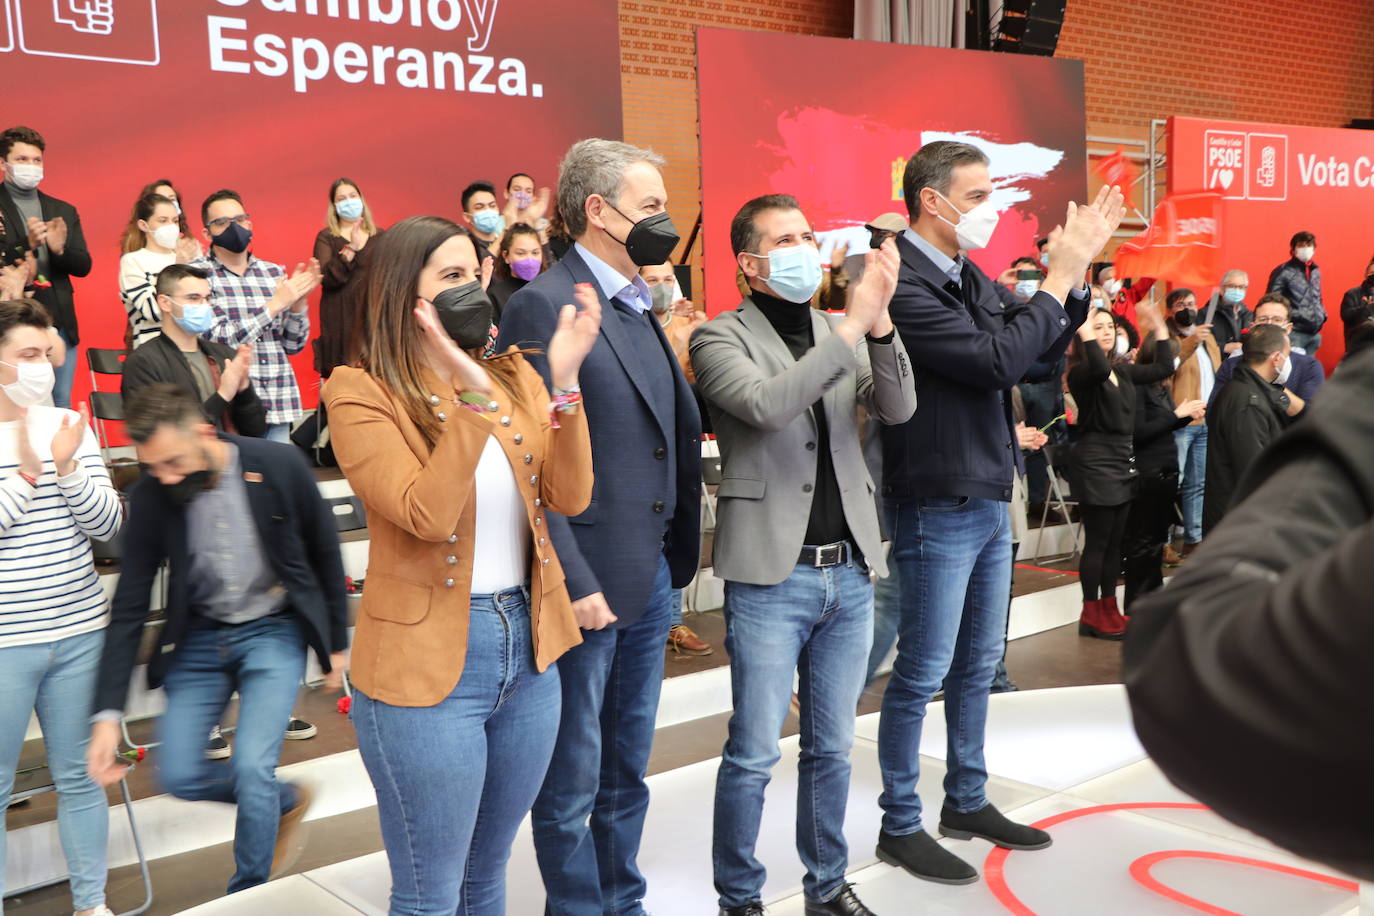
[1169,115,1374,369]
[0,0,623,407]
[697,29,1086,316]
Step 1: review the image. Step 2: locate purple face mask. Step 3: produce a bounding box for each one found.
[511,256,542,281]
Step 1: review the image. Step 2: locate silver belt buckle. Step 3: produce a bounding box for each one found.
[818,543,842,566]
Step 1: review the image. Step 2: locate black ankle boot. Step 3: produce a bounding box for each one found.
[938,801,1051,850]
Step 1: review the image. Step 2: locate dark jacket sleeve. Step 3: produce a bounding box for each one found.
[1120,338,1177,385]
[1125,349,1374,878]
[1340,285,1372,331]
[93,481,164,714]
[495,283,599,601]
[889,279,1073,392]
[1068,336,1113,392]
[292,449,349,655]
[118,346,162,403]
[50,202,91,278]
[1133,386,1188,449]
[316,229,354,292]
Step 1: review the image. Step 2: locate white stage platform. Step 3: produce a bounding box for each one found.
[176,686,1364,916]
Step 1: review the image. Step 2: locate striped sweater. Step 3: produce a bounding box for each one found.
[119,247,176,349]
[0,408,122,648]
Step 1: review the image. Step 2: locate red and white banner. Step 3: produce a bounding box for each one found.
[1168,115,1374,369]
[1113,191,1222,289]
[0,0,623,407]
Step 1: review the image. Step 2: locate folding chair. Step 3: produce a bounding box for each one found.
[6,750,153,915]
[85,349,127,462]
[1031,444,1083,562]
[683,436,722,613]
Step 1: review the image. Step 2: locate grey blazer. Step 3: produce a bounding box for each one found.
[689,300,917,586]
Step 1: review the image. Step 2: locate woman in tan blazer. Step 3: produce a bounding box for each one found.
[323,216,598,916]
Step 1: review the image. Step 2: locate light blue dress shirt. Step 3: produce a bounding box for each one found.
[574,242,653,313]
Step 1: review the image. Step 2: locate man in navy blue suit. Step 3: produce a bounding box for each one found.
[497,139,701,916]
[873,140,1126,886]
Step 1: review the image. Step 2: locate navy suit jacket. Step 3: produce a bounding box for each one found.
[496,247,702,628]
[881,234,1088,500]
[1208,350,1325,411]
[94,436,348,713]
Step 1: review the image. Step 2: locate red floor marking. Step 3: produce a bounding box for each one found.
[1013,563,1079,576]
[982,803,1358,915]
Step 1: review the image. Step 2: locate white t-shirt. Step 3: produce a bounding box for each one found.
[119,247,176,348]
[468,434,530,595]
[0,407,122,648]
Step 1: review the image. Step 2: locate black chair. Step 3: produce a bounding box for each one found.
[86,349,127,466]
[1031,443,1082,562]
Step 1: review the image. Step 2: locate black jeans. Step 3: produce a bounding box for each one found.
[1122,467,1180,610]
[1079,502,1131,601]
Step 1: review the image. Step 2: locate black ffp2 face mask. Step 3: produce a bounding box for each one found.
[607,205,679,267]
[1173,307,1197,328]
[431,281,494,351]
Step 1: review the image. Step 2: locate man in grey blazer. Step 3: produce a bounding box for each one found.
[690,195,916,916]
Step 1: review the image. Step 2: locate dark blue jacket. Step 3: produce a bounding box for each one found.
[496,247,701,627]
[94,436,348,713]
[881,234,1088,500]
[1208,350,1324,412]
[1266,258,1325,335]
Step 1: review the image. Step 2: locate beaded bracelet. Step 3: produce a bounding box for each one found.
[457,391,491,414]
[549,389,583,429]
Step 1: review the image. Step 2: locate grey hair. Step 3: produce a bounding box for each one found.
[1222,268,1249,286]
[902,141,989,219]
[556,139,666,240]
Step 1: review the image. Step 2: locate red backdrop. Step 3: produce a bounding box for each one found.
[696,29,1087,316]
[1167,115,1374,372]
[2,0,622,409]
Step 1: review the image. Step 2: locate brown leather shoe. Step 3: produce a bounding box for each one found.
[270,781,314,879]
[1162,544,1184,567]
[667,624,713,656]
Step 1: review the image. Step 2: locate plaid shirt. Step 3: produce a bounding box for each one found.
[190,252,310,425]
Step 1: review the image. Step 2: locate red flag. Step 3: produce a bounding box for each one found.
[1093,146,1139,211]
[1113,191,1223,289]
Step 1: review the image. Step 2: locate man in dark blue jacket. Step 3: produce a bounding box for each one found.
[1266,230,1324,356]
[873,140,1124,886]
[1208,293,1323,414]
[497,139,701,916]
[87,384,347,894]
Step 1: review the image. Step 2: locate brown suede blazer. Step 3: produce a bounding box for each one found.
[1170,331,1222,427]
[324,357,593,707]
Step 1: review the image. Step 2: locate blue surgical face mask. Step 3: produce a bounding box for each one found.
[1039,252,1050,268]
[336,197,363,221]
[472,209,505,236]
[753,244,823,303]
[1015,279,1040,299]
[1222,287,1245,304]
[174,302,215,335]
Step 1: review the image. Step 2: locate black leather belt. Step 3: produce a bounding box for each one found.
[798,541,850,567]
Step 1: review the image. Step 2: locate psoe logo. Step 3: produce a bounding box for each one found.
[0,0,159,66]
[1203,130,1246,199]
[1247,133,1288,201]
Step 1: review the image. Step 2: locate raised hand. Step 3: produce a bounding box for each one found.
[842,237,900,340]
[830,238,849,270]
[217,345,253,400]
[527,187,552,223]
[546,283,603,390]
[49,402,90,476]
[480,255,495,292]
[1045,185,1126,286]
[45,217,68,255]
[413,302,491,395]
[175,235,201,264]
[24,216,48,250]
[15,414,41,479]
[349,221,369,252]
[284,259,322,312]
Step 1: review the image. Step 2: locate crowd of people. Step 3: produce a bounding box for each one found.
[0,119,1368,916]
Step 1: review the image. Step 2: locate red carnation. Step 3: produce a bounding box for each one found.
[337,696,352,715]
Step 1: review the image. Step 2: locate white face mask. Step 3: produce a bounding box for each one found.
[0,359,55,407]
[1114,335,1129,356]
[6,163,42,191]
[1275,353,1292,386]
[152,223,180,250]
[931,189,999,251]
[1294,246,1315,263]
[1104,279,1122,297]
[1092,297,1106,310]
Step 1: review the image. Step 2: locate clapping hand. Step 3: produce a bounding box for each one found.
[217,345,253,400]
[49,402,90,477]
[1044,185,1127,285]
[842,237,901,340]
[480,256,495,292]
[413,300,491,395]
[175,235,200,264]
[349,221,369,252]
[546,283,603,390]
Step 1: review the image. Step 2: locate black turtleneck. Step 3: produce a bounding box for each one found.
[748,288,851,548]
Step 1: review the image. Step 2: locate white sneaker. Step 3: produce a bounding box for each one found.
[77,906,116,916]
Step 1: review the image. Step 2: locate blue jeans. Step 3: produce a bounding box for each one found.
[669,587,684,628]
[53,330,76,409]
[0,630,108,911]
[1173,425,1207,545]
[864,563,901,687]
[264,422,292,444]
[713,559,873,908]
[877,496,1012,836]
[533,556,672,916]
[157,613,306,894]
[352,587,559,916]
[1289,330,1321,357]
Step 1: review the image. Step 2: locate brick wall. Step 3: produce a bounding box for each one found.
[619,0,853,294]
[1056,0,1374,141]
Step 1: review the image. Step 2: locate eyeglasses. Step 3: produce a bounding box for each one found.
[1254,316,1289,325]
[206,214,251,231]
[170,293,216,305]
